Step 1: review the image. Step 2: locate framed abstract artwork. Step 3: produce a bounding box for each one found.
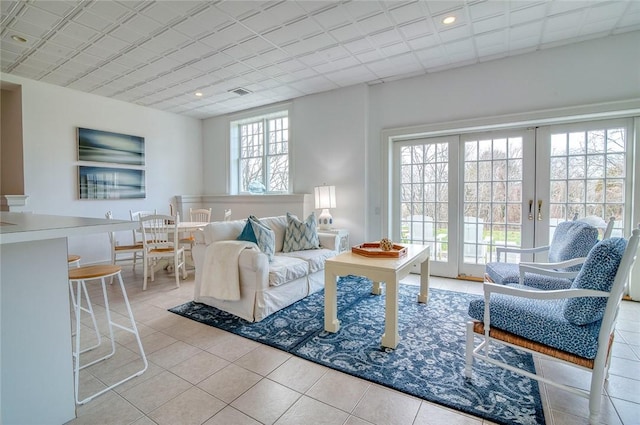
[78,166,145,199]
[78,127,144,166]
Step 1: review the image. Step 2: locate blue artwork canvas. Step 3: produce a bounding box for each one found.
[78,127,144,165]
[79,166,145,199]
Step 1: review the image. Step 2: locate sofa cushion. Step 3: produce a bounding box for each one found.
[236,219,257,243]
[283,248,335,273]
[269,255,309,286]
[564,237,627,325]
[283,212,319,253]
[249,216,275,262]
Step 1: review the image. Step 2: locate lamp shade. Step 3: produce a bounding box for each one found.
[314,185,336,209]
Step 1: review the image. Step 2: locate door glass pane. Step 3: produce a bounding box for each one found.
[549,126,627,239]
[463,136,524,264]
[400,142,449,261]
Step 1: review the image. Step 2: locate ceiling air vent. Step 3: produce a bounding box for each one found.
[229,87,251,96]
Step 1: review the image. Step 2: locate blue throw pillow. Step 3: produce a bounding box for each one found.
[236,219,257,244]
[283,212,319,253]
[563,237,627,325]
[248,215,275,262]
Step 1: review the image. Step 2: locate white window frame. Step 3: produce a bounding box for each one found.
[229,103,292,195]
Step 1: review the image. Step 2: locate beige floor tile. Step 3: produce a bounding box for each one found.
[610,397,640,425]
[352,385,421,425]
[147,340,201,369]
[130,416,158,425]
[231,379,302,425]
[235,344,291,376]
[113,361,165,395]
[538,357,593,391]
[148,386,225,425]
[170,350,229,384]
[608,355,640,380]
[306,370,370,413]
[198,363,262,403]
[413,402,483,425]
[120,370,192,413]
[544,386,622,425]
[206,332,261,362]
[179,325,229,350]
[125,330,177,354]
[67,391,143,425]
[605,374,640,404]
[203,405,262,425]
[274,395,349,425]
[344,416,374,425]
[268,356,328,393]
[611,342,640,361]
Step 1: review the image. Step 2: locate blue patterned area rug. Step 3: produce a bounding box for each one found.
[169,276,545,425]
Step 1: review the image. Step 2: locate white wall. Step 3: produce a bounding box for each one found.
[202,84,369,245]
[0,74,203,264]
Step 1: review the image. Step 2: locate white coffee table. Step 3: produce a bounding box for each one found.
[324,243,431,349]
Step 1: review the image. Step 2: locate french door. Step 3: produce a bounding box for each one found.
[393,118,634,280]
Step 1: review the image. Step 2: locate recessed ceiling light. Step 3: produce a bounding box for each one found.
[195,92,203,97]
[11,35,27,43]
[442,16,456,25]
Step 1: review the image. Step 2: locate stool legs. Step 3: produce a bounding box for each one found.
[69,279,101,352]
[70,267,147,405]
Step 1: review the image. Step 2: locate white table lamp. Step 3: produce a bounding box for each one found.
[314,185,336,230]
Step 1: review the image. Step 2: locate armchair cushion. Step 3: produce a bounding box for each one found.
[548,221,599,268]
[485,262,519,285]
[468,292,601,359]
[520,273,572,290]
[563,237,627,325]
[283,212,319,253]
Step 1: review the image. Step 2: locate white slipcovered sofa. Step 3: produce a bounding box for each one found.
[192,215,340,322]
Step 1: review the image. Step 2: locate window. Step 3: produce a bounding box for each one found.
[231,110,289,194]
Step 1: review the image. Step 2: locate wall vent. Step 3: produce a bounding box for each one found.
[229,87,251,96]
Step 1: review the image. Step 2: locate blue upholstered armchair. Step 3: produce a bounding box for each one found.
[465,227,640,425]
[485,219,600,287]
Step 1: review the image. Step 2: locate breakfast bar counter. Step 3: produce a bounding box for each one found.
[0,212,136,424]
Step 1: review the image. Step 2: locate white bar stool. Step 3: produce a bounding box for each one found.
[68,264,148,405]
[67,255,101,351]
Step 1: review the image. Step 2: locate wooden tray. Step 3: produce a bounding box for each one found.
[352,242,407,258]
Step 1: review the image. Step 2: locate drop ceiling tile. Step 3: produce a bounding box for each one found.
[214,1,260,20]
[108,24,148,44]
[1,50,21,66]
[263,26,299,45]
[259,48,289,63]
[145,56,183,75]
[82,42,119,60]
[264,1,308,24]
[407,34,440,50]
[509,36,541,52]
[199,31,235,51]
[579,18,618,36]
[548,1,590,16]
[325,65,377,87]
[358,12,394,34]
[424,1,465,16]
[140,2,183,24]
[12,64,48,80]
[88,1,132,22]
[0,33,34,54]
[380,41,411,57]
[311,5,351,29]
[313,56,358,74]
[73,10,113,32]
[343,2,384,20]
[28,1,77,18]
[541,28,579,44]
[166,42,214,63]
[19,4,61,28]
[223,44,253,60]
[10,18,52,39]
[60,51,101,67]
[93,34,131,54]
[276,58,307,72]
[509,3,547,26]
[48,31,88,49]
[318,44,351,61]
[239,36,274,54]
[60,21,102,42]
[437,22,472,42]
[468,0,506,20]
[389,2,427,25]
[191,53,235,72]
[509,21,543,41]
[218,22,256,43]
[616,12,640,30]
[355,49,384,64]
[285,17,324,39]
[111,51,146,68]
[330,23,365,42]
[241,12,280,34]
[343,37,375,54]
[40,41,76,58]
[545,10,585,33]
[142,29,191,54]
[585,2,628,22]
[368,28,403,47]
[474,29,506,49]
[121,14,165,35]
[296,51,327,66]
[472,14,507,34]
[399,20,434,39]
[173,8,231,38]
[21,55,59,72]
[433,9,467,31]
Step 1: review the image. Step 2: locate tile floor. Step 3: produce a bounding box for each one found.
[67,267,640,425]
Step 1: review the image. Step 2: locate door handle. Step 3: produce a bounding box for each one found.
[537,200,543,221]
[528,200,533,220]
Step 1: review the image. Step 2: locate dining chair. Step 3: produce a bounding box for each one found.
[140,213,187,290]
[106,211,145,272]
[465,226,640,425]
[129,209,157,245]
[179,208,212,254]
[485,219,600,286]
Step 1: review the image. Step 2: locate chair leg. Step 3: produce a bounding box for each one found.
[68,280,101,351]
[143,254,148,291]
[588,358,607,424]
[174,253,181,288]
[465,321,474,378]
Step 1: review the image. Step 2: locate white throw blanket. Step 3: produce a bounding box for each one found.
[198,240,258,301]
